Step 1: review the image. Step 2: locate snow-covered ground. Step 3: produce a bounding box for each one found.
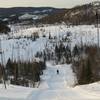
[0,62,100,100]
[0,84,33,100]
[0,24,100,99]
[1,37,47,64]
[0,24,99,64]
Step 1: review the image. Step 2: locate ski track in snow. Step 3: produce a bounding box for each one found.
[27,62,100,100]
[0,60,100,100]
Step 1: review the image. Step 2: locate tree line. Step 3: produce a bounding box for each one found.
[0,58,46,87]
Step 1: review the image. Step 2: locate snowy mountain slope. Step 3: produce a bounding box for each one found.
[0,7,63,17]
[28,62,100,100]
[0,24,99,64]
[0,7,64,24]
[40,1,100,24]
[0,24,100,100]
[0,1,100,24]
[18,13,47,20]
[11,25,98,44]
[1,37,47,64]
[1,62,100,100]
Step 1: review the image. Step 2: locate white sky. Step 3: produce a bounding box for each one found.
[0,0,99,8]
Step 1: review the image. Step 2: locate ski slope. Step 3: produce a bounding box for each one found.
[28,62,100,100]
[0,25,100,99]
[0,62,100,100]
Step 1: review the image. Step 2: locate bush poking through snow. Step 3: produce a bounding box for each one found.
[0,23,11,34]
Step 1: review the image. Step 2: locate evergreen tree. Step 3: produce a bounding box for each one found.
[79,58,92,84]
[49,33,52,39]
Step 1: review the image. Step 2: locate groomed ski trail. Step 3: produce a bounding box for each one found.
[28,62,100,100]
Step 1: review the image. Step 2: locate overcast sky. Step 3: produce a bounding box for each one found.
[0,0,99,8]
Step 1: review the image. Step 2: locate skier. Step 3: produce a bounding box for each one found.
[57,69,59,74]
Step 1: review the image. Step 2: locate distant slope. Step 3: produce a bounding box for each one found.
[0,7,65,18]
[0,1,100,25]
[40,1,100,24]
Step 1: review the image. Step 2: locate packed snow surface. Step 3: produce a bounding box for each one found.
[0,84,33,100]
[0,62,100,100]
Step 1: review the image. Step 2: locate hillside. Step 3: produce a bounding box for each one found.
[0,1,100,100]
[0,1,100,25]
[0,23,100,100]
[0,7,65,17]
[0,62,100,100]
[40,1,100,24]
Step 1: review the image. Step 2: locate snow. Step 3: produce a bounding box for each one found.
[19,13,47,20]
[3,18,9,21]
[19,13,37,20]
[33,9,52,14]
[28,62,100,100]
[0,84,34,100]
[1,25,98,63]
[42,9,52,13]
[0,37,47,64]
[0,24,100,99]
[92,1,100,6]
[0,24,99,64]
[0,62,100,100]
[33,11,40,14]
